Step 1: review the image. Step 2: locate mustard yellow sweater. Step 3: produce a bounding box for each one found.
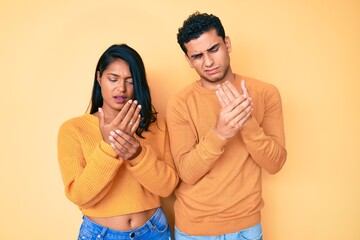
[166,74,287,235]
[57,114,178,217]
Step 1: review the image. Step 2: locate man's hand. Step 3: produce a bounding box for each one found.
[214,80,253,140]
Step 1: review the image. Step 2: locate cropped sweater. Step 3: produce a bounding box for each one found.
[57,114,178,217]
[166,74,287,235]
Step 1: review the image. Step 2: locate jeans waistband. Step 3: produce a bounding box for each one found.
[82,208,163,239]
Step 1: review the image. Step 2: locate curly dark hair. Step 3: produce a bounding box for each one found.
[177,11,226,54]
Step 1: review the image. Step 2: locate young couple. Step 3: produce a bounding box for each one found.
[58,12,286,240]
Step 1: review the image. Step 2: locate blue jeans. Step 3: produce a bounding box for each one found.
[78,208,173,240]
[174,224,262,240]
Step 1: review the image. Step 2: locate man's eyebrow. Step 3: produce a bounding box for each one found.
[190,43,220,58]
[208,43,220,51]
[190,52,203,58]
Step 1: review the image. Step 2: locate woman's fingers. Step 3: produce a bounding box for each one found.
[109,130,141,160]
[112,100,133,125]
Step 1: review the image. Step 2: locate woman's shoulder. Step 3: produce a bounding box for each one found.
[59,114,97,131]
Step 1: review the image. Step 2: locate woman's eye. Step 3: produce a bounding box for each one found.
[108,78,117,82]
[126,79,134,84]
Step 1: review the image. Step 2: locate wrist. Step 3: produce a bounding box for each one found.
[214,128,228,140]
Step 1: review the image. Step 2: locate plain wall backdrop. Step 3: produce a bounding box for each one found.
[0,0,359,239]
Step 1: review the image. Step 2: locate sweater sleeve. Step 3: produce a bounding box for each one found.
[166,97,228,185]
[125,119,179,197]
[241,85,287,174]
[57,122,123,208]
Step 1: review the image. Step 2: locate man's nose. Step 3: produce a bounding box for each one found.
[203,53,214,67]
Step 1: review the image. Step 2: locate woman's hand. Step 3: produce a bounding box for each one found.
[109,129,142,160]
[98,100,142,144]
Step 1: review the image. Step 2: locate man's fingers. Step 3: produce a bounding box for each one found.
[216,89,227,108]
[216,85,230,107]
[228,104,253,128]
[225,81,241,98]
[241,80,249,97]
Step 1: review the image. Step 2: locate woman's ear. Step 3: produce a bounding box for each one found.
[96,71,101,86]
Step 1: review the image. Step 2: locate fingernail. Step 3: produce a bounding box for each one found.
[109,135,114,141]
[110,142,115,148]
[110,131,115,136]
[115,129,121,134]
[128,100,132,104]
[98,107,102,112]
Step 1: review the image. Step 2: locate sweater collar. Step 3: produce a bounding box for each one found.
[193,74,241,94]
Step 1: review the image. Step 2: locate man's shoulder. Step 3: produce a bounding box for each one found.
[236,74,279,93]
[168,82,198,104]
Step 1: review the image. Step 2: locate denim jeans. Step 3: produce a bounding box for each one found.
[174,224,262,240]
[78,208,173,240]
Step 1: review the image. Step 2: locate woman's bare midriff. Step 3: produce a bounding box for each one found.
[87,208,157,231]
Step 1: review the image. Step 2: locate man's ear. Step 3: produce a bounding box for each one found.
[225,36,232,53]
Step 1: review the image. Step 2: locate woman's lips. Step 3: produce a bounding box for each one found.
[114,96,127,104]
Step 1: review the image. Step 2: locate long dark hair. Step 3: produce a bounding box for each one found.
[88,44,157,137]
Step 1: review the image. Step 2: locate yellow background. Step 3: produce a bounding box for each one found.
[1,0,359,239]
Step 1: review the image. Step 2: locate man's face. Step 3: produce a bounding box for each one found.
[184,29,232,89]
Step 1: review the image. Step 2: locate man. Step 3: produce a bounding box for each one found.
[166,12,287,239]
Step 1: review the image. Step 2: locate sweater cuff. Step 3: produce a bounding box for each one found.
[241,117,260,137]
[128,146,146,166]
[100,140,118,158]
[203,129,228,154]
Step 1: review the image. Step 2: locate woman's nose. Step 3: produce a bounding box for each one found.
[117,81,126,92]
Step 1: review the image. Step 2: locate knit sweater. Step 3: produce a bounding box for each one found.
[57,113,178,217]
[166,74,287,235]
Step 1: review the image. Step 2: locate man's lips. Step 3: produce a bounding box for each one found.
[205,67,219,75]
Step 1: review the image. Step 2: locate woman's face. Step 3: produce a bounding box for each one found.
[97,58,134,113]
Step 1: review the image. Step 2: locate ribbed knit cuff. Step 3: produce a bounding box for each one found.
[127,146,146,166]
[204,129,228,154]
[100,140,118,158]
[240,117,259,137]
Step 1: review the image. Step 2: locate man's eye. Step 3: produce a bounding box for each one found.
[209,47,218,53]
[192,54,202,59]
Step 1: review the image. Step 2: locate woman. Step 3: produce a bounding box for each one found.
[57,44,178,239]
